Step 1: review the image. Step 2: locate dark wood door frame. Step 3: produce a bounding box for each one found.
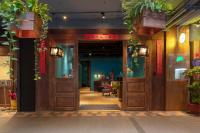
[77,40,124,110]
[79,61,91,87]
[47,30,151,111]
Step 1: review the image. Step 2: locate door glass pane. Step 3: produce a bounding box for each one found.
[127,48,145,78]
[56,44,74,78]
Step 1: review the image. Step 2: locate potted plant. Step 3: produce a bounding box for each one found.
[0,0,51,80]
[185,66,200,114]
[122,0,170,36]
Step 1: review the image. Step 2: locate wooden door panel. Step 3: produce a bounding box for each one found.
[55,79,76,110]
[122,41,148,111]
[55,97,74,108]
[127,81,145,92]
[126,80,146,110]
[56,80,74,93]
[49,41,77,111]
[127,94,145,107]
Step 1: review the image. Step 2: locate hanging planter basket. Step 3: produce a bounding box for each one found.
[13,12,42,38]
[134,9,166,36]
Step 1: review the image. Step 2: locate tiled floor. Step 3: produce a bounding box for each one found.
[0,111,200,133]
[80,87,120,106]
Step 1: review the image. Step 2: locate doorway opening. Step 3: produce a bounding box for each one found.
[79,41,123,110]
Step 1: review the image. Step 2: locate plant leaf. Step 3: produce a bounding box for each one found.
[1,42,9,45]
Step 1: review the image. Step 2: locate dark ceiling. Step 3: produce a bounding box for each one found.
[40,0,124,29]
[79,41,123,57]
[39,0,186,29]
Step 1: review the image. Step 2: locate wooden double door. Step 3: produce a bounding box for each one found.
[50,41,149,111]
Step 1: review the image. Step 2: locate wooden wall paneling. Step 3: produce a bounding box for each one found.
[166,81,188,110]
[148,32,165,111]
[48,39,56,110]
[165,27,189,111]
[0,87,10,107]
[0,46,9,56]
[145,42,151,111]
[75,40,79,110]
[36,50,49,111]
[122,41,128,110]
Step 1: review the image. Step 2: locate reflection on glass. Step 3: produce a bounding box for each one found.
[127,48,145,78]
[175,68,187,80]
[56,44,74,78]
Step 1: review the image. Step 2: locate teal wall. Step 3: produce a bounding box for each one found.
[80,57,123,90]
[56,45,73,78]
[127,57,145,78]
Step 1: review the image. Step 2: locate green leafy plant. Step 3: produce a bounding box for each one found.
[184,66,200,104]
[184,66,200,77]
[122,0,170,33]
[187,81,200,104]
[122,0,170,62]
[0,0,51,81]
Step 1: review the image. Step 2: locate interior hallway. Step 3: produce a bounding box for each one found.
[80,87,121,110]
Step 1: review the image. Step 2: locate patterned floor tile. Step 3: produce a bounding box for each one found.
[0,110,193,118]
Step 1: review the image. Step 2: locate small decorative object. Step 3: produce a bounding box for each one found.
[184,66,200,114]
[8,90,17,110]
[50,47,64,57]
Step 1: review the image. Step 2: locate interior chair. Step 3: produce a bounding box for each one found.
[102,84,113,96]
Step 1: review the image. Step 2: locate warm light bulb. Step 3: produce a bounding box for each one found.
[179,33,186,44]
[63,16,68,20]
[51,48,58,56]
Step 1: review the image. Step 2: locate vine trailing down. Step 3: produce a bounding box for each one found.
[0,0,51,84]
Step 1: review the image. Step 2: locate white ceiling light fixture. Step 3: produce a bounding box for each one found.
[63,15,68,20]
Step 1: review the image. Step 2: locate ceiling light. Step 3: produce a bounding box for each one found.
[101,12,106,19]
[63,15,68,20]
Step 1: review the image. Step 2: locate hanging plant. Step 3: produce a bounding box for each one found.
[0,0,51,81]
[122,0,170,30]
[122,0,170,36]
[25,0,51,80]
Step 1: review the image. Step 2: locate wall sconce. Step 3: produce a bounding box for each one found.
[50,47,64,57]
[136,45,148,57]
[179,32,186,44]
